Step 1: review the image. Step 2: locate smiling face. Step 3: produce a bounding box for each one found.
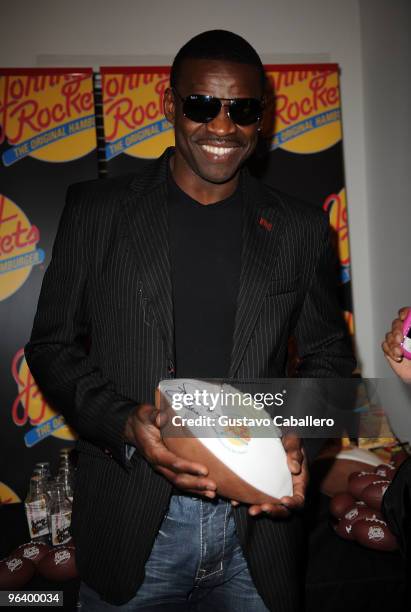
[164,58,263,203]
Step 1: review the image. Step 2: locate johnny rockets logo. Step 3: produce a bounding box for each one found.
[101,69,174,160]
[11,348,77,447]
[323,189,354,335]
[323,188,351,284]
[0,70,96,165]
[217,420,251,454]
[0,194,44,301]
[264,66,341,154]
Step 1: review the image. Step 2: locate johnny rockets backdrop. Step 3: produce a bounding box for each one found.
[0,64,353,503]
[0,69,97,503]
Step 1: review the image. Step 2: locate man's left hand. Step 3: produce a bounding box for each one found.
[232,434,308,518]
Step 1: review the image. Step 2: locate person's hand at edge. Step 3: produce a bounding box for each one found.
[382,307,411,382]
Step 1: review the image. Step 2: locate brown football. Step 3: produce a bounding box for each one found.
[359,480,391,511]
[329,492,356,519]
[341,504,382,524]
[38,546,78,581]
[14,541,51,565]
[352,518,398,551]
[334,518,356,541]
[347,471,381,498]
[374,464,396,480]
[311,457,379,497]
[0,556,35,588]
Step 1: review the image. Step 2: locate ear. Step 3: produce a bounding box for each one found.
[163,87,175,125]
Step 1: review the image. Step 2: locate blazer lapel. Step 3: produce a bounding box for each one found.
[121,150,174,363]
[229,174,284,378]
[120,149,284,376]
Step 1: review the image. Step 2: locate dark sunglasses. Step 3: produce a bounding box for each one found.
[173,88,263,126]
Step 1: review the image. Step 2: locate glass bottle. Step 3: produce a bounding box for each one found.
[24,476,50,543]
[58,468,73,503]
[35,462,51,479]
[50,482,72,546]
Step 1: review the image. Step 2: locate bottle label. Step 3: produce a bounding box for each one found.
[25,500,49,539]
[51,510,72,546]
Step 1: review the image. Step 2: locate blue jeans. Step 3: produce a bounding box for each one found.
[79,494,269,611]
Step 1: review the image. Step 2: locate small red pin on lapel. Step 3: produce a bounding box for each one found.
[259,216,273,231]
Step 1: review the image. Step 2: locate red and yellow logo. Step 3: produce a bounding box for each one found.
[0,194,44,301]
[11,349,77,447]
[323,188,351,284]
[0,69,96,165]
[0,482,21,504]
[264,65,341,154]
[102,68,173,160]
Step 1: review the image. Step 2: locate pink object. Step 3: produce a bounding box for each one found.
[402,310,411,359]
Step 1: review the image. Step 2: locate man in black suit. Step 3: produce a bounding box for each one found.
[26,30,355,611]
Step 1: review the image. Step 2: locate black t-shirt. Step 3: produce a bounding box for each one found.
[168,173,242,378]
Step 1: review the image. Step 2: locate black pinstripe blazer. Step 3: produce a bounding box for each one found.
[25,147,355,611]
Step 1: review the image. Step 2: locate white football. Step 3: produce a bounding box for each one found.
[157,379,293,504]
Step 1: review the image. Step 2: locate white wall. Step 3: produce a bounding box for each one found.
[1,0,407,389]
[359,0,411,439]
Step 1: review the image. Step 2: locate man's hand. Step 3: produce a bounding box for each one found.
[382,307,411,382]
[232,434,308,518]
[124,403,217,498]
